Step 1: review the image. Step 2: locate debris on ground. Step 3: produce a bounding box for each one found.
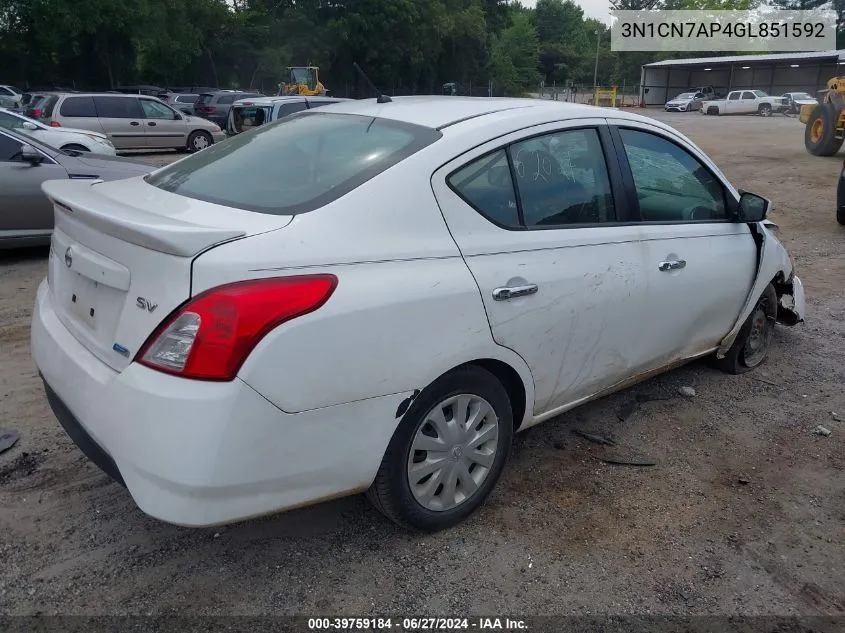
[831,412,840,421]
[678,386,697,398]
[588,453,657,467]
[738,476,751,485]
[813,425,832,437]
[0,429,19,455]
[572,429,616,446]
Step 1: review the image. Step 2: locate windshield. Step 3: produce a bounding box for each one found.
[147,112,441,215]
[290,68,317,91]
[675,93,695,99]
[792,93,813,100]
[753,90,768,98]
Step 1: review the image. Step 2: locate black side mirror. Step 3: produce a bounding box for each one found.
[19,143,43,165]
[738,191,770,222]
[173,112,183,120]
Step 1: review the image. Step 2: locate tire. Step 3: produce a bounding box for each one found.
[804,103,844,156]
[758,104,772,117]
[367,365,514,532]
[60,143,90,153]
[838,204,845,226]
[187,130,213,153]
[707,105,719,116]
[711,284,778,375]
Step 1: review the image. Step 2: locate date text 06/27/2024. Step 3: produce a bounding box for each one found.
[307,618,528,631]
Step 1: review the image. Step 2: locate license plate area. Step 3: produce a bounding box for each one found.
[68,274,100,330]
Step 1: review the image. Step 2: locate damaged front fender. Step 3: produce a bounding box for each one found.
[716,222,805,359]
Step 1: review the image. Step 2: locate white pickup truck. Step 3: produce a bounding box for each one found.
[700,90,788,117]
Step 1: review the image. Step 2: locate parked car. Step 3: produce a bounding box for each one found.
[226,95,349,135]
[157,92,201,116]
[0,84,22,105]
[0,108,116,154]
[0,127,152,248]
[37,93,225,152]
[31,97,805,531]
[781,92,817,114]
[664,91,705,112]
[165,86,217,95]
[194,90,263,127]
[701,90,788,117]
[113,85,165,96]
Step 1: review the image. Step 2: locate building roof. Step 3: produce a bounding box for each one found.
[644,50,844,68]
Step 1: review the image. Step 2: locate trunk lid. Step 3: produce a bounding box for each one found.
[43,177,292,371]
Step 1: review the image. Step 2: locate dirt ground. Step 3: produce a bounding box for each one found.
[0,110,843,619]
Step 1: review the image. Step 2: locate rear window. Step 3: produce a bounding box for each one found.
[60,96,96,117]
[38,95,58,118]
[146,112,441,215]
[196,93,213,106]
[231,105,273,133]
[176,94,199,103]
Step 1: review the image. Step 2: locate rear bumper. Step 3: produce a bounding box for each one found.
[31,280,408,526]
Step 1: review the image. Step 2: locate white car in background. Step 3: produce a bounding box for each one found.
[664,91,705,112]
[780,92,818,115]
[31,97,804,532]
[0,108,116,154]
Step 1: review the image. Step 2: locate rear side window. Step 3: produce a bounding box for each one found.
[94,96,144,118]
[448,150,519,227]
[277,102,308,118]
[147,112,441,215]
[60,96,96,117]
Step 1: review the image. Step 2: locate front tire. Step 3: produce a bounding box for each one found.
[187,130,213,153]
[759,104,772,117]
[804,103,844,156]
[712,284,778,374]
[367,366,514,532]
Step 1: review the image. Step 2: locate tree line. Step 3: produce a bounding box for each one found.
[0,0,843,98]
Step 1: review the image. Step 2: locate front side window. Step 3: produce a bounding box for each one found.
[619,128,727,222]
[59,96,97,118]
[94,96,144,119]
[140,99,177,119]
[147,112,441,215]
[742,91,755,100]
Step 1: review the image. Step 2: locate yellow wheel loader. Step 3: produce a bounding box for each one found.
[279,66,327,97]
[801,77,845,156]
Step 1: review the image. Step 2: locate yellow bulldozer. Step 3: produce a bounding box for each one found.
[279,66,327,97]
[800,76,845,156]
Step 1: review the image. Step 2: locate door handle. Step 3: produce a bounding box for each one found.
[147,122,156,126]
[658,260,687,272]
[492,284,538,301]
[130,121,140,126]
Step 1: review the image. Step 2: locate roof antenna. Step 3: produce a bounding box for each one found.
[353,62,392,103]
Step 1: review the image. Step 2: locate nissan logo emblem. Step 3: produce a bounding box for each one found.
[64,247,73,269]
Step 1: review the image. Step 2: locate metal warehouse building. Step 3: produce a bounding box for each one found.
[640,50,845,105]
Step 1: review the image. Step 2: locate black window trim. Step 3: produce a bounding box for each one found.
[609,124,739,226]
[445,123,631,232]
[58,95,97,118]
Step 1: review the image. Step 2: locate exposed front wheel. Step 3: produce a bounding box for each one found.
[187,130,213,153]
[711,284,778,374]
[759,104,772,117]
[367,366,513,532]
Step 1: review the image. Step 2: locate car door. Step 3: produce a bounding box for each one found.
[724,92,742,114]
[608,120,757,365]
[139,98,188,149]
[0,130,67,235]
[91,96,146,150]
[740,91,757,113]
[432,120,649,415]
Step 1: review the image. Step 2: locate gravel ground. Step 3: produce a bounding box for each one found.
[0,109,843,618]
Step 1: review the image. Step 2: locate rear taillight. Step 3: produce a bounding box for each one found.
[136,275,337,381]
[196,105,215,114]
[31,108,42,117]
[49,121,61,127]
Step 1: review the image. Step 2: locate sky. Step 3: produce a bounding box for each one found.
[519,0,612,24]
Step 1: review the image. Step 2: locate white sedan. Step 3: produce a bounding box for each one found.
[0,108,116,155]
[31,97,805,532]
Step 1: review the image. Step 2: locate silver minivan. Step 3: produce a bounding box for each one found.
[226,95,349,135]
[39,93,226,152]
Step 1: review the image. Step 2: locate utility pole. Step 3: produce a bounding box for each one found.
[593,29,601,91]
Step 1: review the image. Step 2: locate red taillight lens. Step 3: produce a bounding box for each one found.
[31,108,42,117]
[49,121,61,127]
[136,275,337,381]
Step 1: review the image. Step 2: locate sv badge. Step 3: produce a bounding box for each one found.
[136,297,158,313]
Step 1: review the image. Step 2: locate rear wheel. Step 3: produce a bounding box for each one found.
[367,366,513,532]
[712,284,778,374]
[805,103,844,156]
[187,130,212,153]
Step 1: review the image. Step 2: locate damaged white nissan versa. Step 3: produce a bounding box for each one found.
[31,97,805,531]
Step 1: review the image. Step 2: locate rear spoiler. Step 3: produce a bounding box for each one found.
[43,178,245,257]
